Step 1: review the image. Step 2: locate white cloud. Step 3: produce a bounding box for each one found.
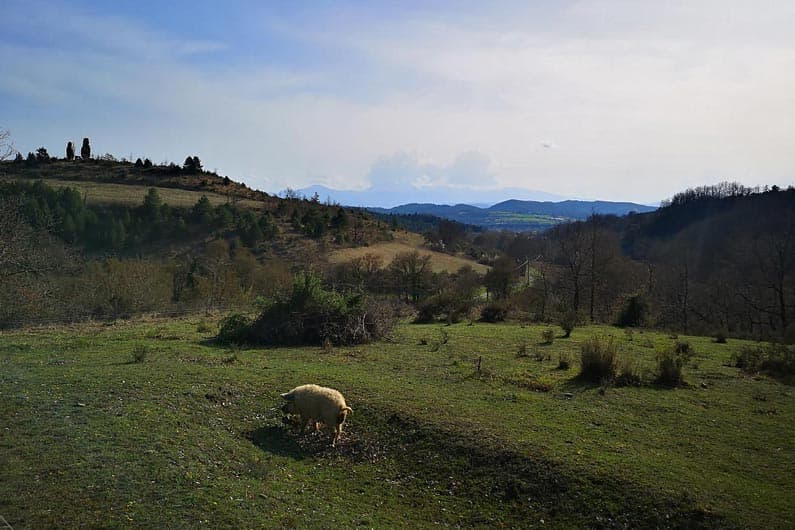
[1,1,794,203]
[366,150,497,191]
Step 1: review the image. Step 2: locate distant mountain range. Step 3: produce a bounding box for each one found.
[368,199,657,231]
[295,184,568,208]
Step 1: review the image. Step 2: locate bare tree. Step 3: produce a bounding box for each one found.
[1,128,14,161]
[0,196,62,279]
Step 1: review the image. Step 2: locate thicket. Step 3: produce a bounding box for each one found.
[242,272,396,346]
[733,343,795,380]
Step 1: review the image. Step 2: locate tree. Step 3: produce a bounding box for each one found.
[66,141,75,161]
[191,195,213,225]
[331,207,350,231]
[141,188,163,222]
[183,155,202,173]
[134,158,144,168]
[483,256,515,300]
[35,147,50,162]
[143,158,153,168]
[0,129,13,161]
[80,138,91,159]
[550,222,588,317]
[388,251,433,302]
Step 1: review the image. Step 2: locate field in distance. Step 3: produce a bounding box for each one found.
[8,177,264,209]
[328,231,490,274]
[1,318,792,528]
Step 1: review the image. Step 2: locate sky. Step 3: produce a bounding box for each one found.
[1,0,794,204]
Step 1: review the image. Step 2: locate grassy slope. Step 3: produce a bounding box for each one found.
[328,231,490,274]
[8,178,264,210]
[1,319,792,529]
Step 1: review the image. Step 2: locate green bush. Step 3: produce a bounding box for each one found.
[579,336,617,382]
[656,344,693,386]
[541,328,555,345]
[247,272,395,346]
[216,313,252,344]
[480,301,509,323]
[615,357,642,387]
[734,343,795,379]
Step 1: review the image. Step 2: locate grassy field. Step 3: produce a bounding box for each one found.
[1,318,793,529]
[8,178,264,209]
[328,231,490,274]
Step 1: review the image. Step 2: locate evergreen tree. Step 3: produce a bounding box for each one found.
[80,138,91,159]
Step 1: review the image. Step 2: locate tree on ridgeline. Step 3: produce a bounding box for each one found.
[66,141,75,161]
[35,147,50,163]
[183,155,203,173]
[80,138,91,159]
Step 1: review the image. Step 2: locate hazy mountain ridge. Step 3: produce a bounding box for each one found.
[368,199,657,231]
[295,184,568,208]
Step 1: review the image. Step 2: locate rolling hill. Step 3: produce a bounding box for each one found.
[369,199,657,231]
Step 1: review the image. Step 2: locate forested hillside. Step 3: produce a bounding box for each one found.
[2,151,792,344]
[0,155,397,326]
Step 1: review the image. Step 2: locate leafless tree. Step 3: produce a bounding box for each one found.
[0,196,62,279]
[0,128,14,161]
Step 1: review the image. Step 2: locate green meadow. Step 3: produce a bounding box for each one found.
[1,318,793,529]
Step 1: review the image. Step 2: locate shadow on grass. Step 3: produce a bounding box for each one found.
[248,426,306,460]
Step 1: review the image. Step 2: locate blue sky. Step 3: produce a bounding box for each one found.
[2,0,794,203]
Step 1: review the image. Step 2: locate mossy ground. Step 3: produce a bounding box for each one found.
[1,319,792,528]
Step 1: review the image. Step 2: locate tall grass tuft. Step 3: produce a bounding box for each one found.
[132,344,149,364]
[579,336,617,381]
[656,343,693,386]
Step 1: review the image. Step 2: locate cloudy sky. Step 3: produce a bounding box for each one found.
[1,0,794,204]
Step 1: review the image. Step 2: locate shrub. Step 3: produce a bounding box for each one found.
[196,320,213,333]
[734,343,795,379]
[132,344,149,363]
[516,342,528,358]
[247,272,395,346]
[579,336,617,382]
[558,310,577,338]
[615,357,643,387]
[541,328,555,345]
[216,313,252,344]
[480,301,508,323]
[557,353,571,370]
[674,340,694,356]
[615,295,649,327]
[714,333,727,344]
[656,345,692,386]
